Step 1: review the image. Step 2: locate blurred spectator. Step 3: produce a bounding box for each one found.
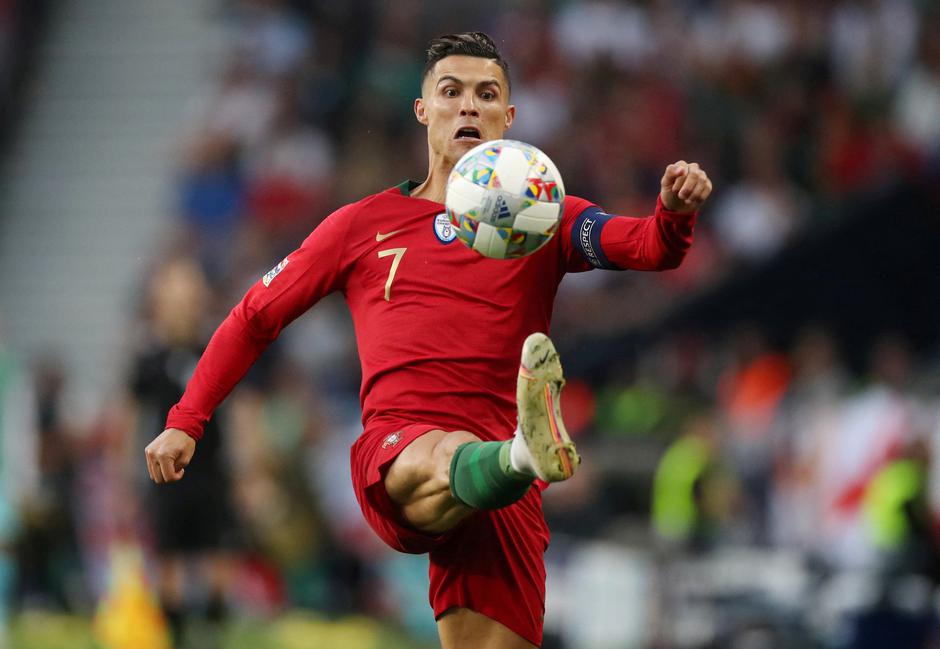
[493,6,571,148]
[14,354,82,612]
[226,359,327,611]
[228,0,310,80]
[863,438,938,577]
[186,56,278,150]
[717,325,791,544]
[816,335,923,570]
[553,0,655,71]
[652,412,739,551]
[243,82,334,246]
[769,326,850,552]
[690,0,794,70]
[711,121,808,262]
[828,0,918,98]
[893,10,940,160]
[128,258,239,646]
[844,438,938,649]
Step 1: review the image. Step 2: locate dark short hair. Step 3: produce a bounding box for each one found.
[422,32,511,92]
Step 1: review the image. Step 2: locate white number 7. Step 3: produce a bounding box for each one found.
[377,247,407,301]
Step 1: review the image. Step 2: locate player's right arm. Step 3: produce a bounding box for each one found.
[145,203,358,484]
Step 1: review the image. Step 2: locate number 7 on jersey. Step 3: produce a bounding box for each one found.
[377,247,407,301]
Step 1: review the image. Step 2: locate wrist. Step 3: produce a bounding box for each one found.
[658,193,697,215]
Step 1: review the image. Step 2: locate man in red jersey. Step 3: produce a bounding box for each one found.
[145,32,712,648]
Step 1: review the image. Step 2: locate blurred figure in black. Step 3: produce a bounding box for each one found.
[14,353,82,611]
[129,257,238,647]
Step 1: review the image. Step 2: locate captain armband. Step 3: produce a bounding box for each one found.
[571,206,619,269]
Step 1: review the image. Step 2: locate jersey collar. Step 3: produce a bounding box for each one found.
[395,180,421,196]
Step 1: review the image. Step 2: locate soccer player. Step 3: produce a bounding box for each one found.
[145,32,712,649]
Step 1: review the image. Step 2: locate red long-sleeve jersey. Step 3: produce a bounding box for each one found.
[166,181,696,442]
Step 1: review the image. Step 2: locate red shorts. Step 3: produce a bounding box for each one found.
[350,422,550,647]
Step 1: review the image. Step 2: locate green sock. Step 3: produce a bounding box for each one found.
[449,441,533,510]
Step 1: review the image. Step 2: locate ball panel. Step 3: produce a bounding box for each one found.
[447,175,489,215]
[512,201,561,233]
[534,152,566,196]
[448,210,479,248]
[473,222,508,258]
[491,146,531,194]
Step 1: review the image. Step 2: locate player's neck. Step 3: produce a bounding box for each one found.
[410,157,452,204]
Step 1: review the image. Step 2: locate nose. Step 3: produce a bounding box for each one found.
[459,94,479,117]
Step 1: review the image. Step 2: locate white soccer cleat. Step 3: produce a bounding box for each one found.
[517,332,580,482]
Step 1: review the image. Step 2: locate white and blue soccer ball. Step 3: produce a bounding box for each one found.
[445,139,565,259]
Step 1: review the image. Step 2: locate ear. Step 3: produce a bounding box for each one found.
[415,97,429,126]
[504,104,515,131]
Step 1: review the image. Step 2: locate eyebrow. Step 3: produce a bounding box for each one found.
[436,75,502,91]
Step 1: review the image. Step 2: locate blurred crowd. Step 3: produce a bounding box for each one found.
[2,0,940,648]
[167,0,940,335]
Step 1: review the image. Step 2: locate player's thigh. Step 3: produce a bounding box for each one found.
[438,607,538,649]
[383,428,481,533]
[383,428,478,506]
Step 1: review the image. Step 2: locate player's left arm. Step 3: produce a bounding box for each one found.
[566,161,712,272]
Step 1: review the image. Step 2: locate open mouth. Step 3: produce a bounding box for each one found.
[454,126,481,141]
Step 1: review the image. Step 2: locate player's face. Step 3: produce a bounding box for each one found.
[416,55,515,168]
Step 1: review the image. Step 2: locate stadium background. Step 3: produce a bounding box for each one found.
[0,0,939,648]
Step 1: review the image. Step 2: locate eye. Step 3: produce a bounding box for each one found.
[480,90,495,101]
[444,87,459,98]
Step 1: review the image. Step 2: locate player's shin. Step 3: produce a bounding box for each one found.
[449,440,533,510]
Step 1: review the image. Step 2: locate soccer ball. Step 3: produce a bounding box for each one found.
[445,139,565,259]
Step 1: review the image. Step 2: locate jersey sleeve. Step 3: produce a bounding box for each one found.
[561,194,697,272]
[558,195,603,272]
[165,202,357,440]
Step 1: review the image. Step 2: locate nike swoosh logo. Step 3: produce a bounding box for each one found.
[375,229,405,242]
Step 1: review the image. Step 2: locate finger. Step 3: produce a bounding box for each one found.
[688,179,712,205]
[683,168,711,198]
[692,182,712,205]
[145,447,157,482]
[676,165,702,198]
[673,178,694,202]
[662,161,688,189]
[676,176,699,200]
[702,178,713,200]
[156,455,179,482]
[685,188,704,207]
[675,162,697,191]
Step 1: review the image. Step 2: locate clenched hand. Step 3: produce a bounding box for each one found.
[660,161,713,213]
[145,428,196,483]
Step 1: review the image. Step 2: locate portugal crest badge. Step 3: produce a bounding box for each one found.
[382,431,403,449]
